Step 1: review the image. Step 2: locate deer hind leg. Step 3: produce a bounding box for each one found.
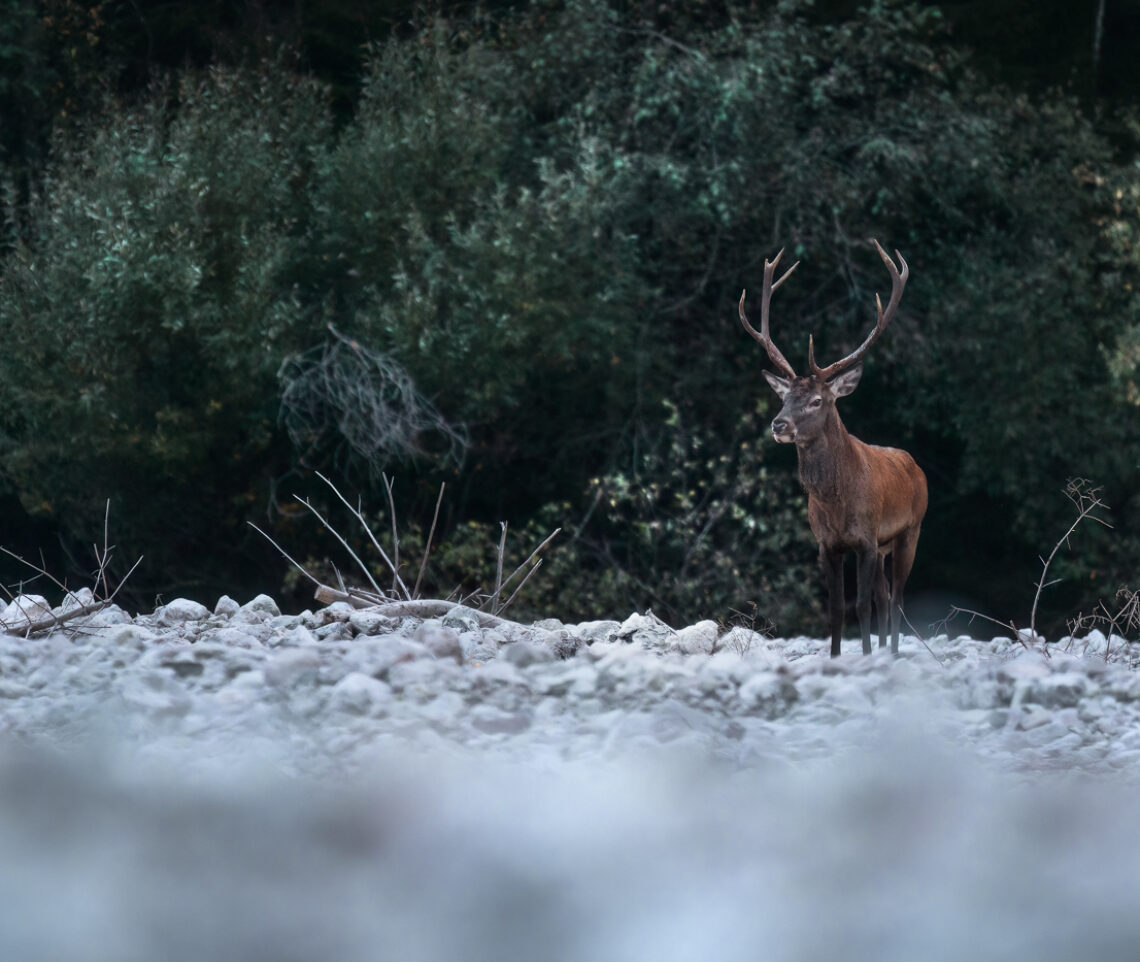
[856,545,879,656]
[874,552,890,649]
[889,526,922,655]
[823,548,845,658]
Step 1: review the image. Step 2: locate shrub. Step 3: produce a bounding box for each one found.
[0,61,330,592]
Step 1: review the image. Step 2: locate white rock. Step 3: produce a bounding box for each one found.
[76,605,134,628]
[96,624,158,652]
[417,690,465,725]
[614,611,675,649]
[0,594,52,628]
[1016,704,1054,730]
[120,670,192,716]
[389,658,461,699]
[997,653,1051,682]
[157,598,210,625]
[349,610,398,636]
[57,588,96,613]
[263,647,322,687]
[210,626,265,649]
[214,595,241,617]
[415,623,463,663]
[315,621,353,642]
[441,606,481,632]
[236,594,281,623]
[501,640,555,667]
[330,673,392,716]
[570,620,621,644]
[302,603,355,628]
[343,636,429,676]
[615,612,657,640]
[1030,672,1089,709]
[674,620,719,655]
[471,705,533,735]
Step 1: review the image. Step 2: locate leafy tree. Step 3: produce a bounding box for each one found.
[0,62,330,592]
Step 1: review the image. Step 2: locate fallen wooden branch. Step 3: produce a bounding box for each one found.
[313,584,527,631]
[0,600,112,638]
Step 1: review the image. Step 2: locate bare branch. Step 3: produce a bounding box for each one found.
[1029,479,1111,637]
[499,528,561,597]
[294,494,389,600]
[248,522,322,587]
[314,472,410,600]
[382,474,401,596]
[500,559,543,614]
[413,482,446,599]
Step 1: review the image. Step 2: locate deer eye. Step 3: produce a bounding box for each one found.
[807,396,823,409]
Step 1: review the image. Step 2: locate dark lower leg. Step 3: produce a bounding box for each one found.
[825,552,844,658]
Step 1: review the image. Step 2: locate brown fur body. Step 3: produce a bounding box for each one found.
[793,405,927,655]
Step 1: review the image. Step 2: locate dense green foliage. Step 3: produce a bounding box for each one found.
[1,0,1138,633]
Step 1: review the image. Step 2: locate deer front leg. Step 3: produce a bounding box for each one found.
[874,555,890,649]
[856,546,879,655]
[823,549,845,658]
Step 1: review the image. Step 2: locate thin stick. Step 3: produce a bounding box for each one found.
[500,558,542,614]
[315,472,411,600]
[413,482,445,599]
[249,522,322,587]
[382,474,400,596]
[947,605,1042,654]
[899,608,945,669]
[491,522,508,615]
[294,494,388,599]
[498,528,561,597]
[97,499,112,599]
[104,555,144,605]
[1,546,87,610]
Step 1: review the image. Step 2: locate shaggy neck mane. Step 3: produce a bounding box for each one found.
[796,412,859,502]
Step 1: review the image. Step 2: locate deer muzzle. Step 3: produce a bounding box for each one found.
[771,417,796,443]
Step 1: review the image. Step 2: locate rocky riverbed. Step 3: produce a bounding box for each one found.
[2,591,1140,961]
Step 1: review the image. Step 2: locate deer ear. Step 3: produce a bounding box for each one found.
[763,371,792,398]
[828,363,863,397]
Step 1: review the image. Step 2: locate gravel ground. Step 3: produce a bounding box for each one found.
[2,591,1140,961]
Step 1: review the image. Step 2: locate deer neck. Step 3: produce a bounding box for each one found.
[795,412,860,503]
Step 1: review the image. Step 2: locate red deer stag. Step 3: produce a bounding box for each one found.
[738,240,927,656]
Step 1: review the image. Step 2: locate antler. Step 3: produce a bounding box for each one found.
[738,248,800,379]
[808,239,908,379]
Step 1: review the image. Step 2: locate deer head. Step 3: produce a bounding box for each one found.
[739,239,908,445]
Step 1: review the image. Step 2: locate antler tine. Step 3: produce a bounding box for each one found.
[738,248,799,379]
[810,238,909,379]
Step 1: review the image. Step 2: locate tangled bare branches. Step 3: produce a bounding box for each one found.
[0,501,142,637]
[1068,587,1140,663]
[278,324,467,479]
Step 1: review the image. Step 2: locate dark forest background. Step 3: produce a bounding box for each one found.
[1,0,1139,636]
